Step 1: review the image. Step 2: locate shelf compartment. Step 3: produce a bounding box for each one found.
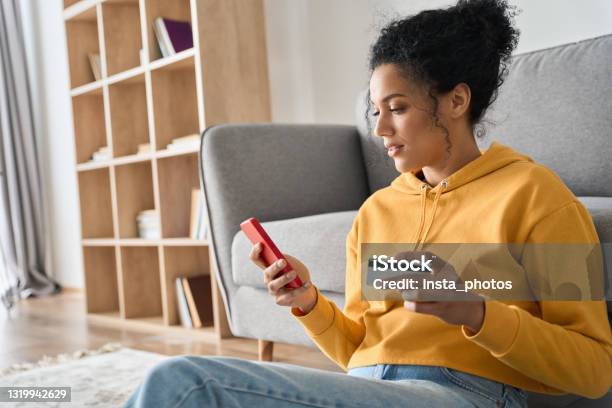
[120,246,163,318]
[78,168,114,238]
[82,238,209,246]
[71,80,103,97]
[114,161,156,239]
[108,75,150,157]
[86,311,217,339]
[156,146,199,159]
[72,91,107,164]
[82,246,119,314]
[157,153,200,238]
[109,152,153,167]
[101,1,143,76]
[144,0,193,62]
[150,60,199,151]
[162,246,211,326]
[148,48,194,72]
[77,160,110,172]
[65,6,101,88]
[64,0,83,8]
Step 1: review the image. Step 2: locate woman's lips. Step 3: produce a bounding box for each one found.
[387,145,404,157]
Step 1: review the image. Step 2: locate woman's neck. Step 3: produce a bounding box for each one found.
[421,137,482,187]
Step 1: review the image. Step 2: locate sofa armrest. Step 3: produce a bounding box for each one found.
[199,123,369,332]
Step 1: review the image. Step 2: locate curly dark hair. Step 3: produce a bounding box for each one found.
[366,0,521,149]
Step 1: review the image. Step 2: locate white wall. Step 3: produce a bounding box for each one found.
[24,0,612,288]
[264,0,612,124]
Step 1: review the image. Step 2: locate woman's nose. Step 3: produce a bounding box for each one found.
[373,113,393,138]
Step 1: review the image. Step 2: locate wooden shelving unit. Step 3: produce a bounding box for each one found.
[63,0,271,340]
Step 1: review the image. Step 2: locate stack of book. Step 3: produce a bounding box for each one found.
[175,274,213,328]
[137,143,151,155]
[190,189,208,240]
[166,134,200,152]
[91,146,110,162]
[137,209,160,239]
[153,17,193,58]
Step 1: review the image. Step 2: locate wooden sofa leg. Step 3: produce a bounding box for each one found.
[258,339,274,361]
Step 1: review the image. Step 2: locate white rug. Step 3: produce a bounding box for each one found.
[0,343,168,407]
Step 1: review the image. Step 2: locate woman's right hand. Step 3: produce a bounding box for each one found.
[249,243,318,314]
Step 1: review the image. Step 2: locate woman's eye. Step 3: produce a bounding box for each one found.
[371,107,405,117]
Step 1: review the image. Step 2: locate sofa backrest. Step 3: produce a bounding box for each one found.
[355,34,612,197]
[480,34,612,197]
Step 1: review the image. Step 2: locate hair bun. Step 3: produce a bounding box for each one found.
[455,0,520,61]
[368,0,522,129]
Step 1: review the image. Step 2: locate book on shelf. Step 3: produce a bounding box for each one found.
[137,143,151,155]
[181,275,213,328]
[153,17,193,58]
[88,53,101,81]
[175,277,193,328]
[189,189,208,240]
[91,146,110,162]
[166,134,200,151]
[137,209,160,239]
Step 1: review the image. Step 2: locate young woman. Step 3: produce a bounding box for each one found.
[125,0,612,407]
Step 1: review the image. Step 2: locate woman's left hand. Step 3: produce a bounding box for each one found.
[396,251,486,334]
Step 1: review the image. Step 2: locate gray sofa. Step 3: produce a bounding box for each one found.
[199,34,612,407]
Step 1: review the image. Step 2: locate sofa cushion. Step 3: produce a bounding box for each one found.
[232,211,357,293]
[587,208,612,317]
[588,208,612,243]
[230,286,345,347]
[578,197,612,212]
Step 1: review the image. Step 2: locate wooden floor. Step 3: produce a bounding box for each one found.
[0,290,340,373]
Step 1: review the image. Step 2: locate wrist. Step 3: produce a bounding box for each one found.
[298,285,318,314]
[465,301,485,334]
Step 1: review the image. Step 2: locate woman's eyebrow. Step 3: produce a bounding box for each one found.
[370,93,407,105]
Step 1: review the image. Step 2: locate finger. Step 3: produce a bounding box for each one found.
[401,289,421,302]
[263,259,287,283]
[274,293,294,306]
[268,270,298,293]
[249,243,268,269]
[269,286,291,297]
[404,282,457,301]
[402,288,437,302]
[275,283,312,305]
[249,242,261,258]
[404,300,439,313]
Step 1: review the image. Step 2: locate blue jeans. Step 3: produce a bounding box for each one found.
[124,355,529,407]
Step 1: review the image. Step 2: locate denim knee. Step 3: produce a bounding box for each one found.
[128,356,214,407]
[149,356,213,384]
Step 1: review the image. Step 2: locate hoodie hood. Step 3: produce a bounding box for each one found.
[389,141,534,248]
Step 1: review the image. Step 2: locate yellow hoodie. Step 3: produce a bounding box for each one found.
[291,141,612,398]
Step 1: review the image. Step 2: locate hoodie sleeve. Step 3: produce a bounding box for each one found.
[461,201,612,398]
[290,216,367,371]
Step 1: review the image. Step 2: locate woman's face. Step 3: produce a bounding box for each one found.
[369,63,451,174]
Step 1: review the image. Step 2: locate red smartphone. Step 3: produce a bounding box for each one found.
[240,217,304,289]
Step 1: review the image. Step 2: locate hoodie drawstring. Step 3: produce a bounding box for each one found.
[413,179,448,251]
[411,183,429,247]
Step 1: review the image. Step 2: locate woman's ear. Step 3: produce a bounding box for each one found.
[448,83,471,119]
